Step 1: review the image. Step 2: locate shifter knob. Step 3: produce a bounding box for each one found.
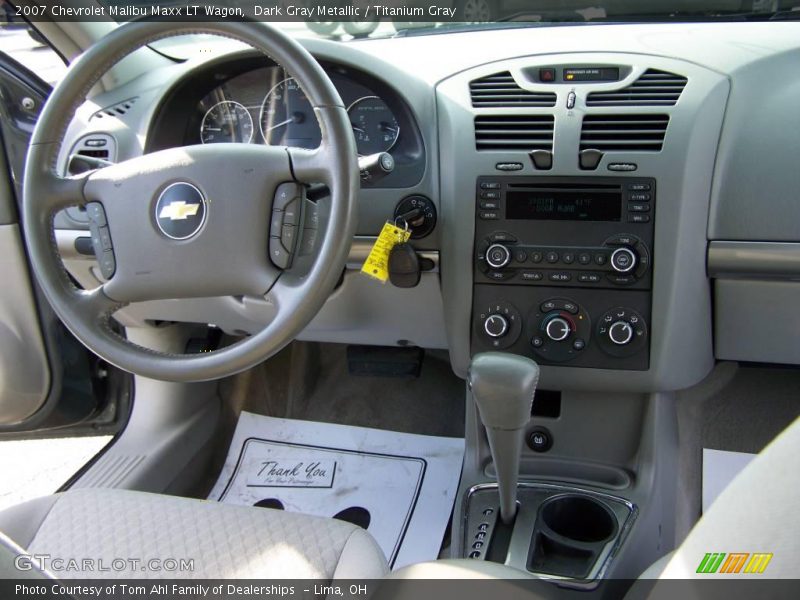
[469,352,540,524]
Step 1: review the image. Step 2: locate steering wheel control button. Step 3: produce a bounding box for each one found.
[269,237,291,269]
[528,428,553,453]
[485,244,511,269]
[609,321,634,346]
[98,251,116,279]
[484,314,509,338]
[85,202,107,226]
[154,182,206,240]
[273,182,302,211]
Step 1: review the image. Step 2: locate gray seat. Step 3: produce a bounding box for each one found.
[0,488,388,579]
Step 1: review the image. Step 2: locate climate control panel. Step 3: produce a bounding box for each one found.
[473,287,650,370]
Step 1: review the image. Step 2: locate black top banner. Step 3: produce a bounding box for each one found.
[6,1,470,23]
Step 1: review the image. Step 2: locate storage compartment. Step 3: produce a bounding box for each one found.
[528,494,618,578]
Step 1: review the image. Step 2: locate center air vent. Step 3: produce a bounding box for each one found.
[470,72,557,108]
[586,69,687,107]
[580,115,669,152]
[475,115,555,152]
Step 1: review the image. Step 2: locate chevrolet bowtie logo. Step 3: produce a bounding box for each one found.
[158,201,200,221]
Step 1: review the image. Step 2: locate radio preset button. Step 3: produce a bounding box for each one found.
[594,253,608,266]
[611,247,637,273]
[545,251,560,263]
[562,252,575,264]
[578,252,592,265]
[530,251,543,263]
[485,244,511,269]
[514,250,528,263]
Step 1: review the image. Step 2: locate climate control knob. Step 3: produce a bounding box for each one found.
[545,317,571,342]
[484,314,509,338]
[608,321,634,346]
[610,247,637,273]
[485,244,511,269]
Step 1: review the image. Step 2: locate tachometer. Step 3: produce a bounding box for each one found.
[259,77,321,148]
[200,101,254,144]
[347,96,400,155]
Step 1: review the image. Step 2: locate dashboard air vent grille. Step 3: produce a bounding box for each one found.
[586,69,687,107]
[470,72,557,108]
[474,115,555,151]
[91,97,138,120]
[580,115,669,152]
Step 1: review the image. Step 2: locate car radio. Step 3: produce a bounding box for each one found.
[472,177,655,370]
[475,177,654,289]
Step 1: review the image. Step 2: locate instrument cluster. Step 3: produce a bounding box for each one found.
[195,66,400,156]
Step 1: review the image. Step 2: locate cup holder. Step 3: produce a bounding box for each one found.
[528,494,619,579]
[540,494,617,543]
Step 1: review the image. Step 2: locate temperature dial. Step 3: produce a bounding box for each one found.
[545,317,571,342]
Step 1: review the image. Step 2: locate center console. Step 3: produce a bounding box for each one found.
[472,176,655,371]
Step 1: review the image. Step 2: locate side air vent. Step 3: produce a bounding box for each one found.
[91,97,138,120]
[586,69,687,107]
[470,72,557,108]
[580,115,669,152]
[474,115,555,151]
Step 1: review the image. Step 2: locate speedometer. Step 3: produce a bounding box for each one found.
[200,101,254,144]
[347,96,399,155]
[259,77,321,148]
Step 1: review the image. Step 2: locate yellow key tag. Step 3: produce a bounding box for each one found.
[361,221,411,283]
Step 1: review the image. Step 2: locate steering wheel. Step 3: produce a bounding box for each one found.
[22,22,359,382]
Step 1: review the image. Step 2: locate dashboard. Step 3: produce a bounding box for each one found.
[146,56,426,189]
[54,22,800,393]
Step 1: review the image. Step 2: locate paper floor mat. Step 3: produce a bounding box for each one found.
[209,412,464,569]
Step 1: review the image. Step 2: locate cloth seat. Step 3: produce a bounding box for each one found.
[0,487,388,579]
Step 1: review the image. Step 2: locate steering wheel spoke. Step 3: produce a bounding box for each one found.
[23,22,359,382]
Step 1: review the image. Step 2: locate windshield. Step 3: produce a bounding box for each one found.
[93,1,800,43]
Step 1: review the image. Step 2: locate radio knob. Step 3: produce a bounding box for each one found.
[545,317,571,342]
[484,314,509,338]
[485,244,511,269]
[608,321,634,346]
[610,247,637,273]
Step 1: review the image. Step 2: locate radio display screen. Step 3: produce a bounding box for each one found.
[506,191,621,222]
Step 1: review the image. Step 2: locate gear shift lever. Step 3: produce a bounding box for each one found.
[469,352,539,524]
